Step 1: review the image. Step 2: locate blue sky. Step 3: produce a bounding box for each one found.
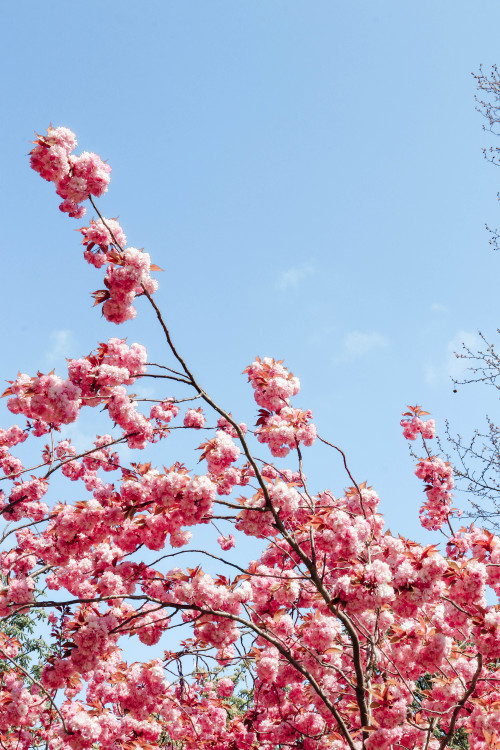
[1,1,499,547]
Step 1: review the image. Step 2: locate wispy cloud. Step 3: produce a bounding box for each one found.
[277,262,315,291]
[424,330,483,386]
[45,330,76,369]
[430,302,448,314]
[335,330,389,363]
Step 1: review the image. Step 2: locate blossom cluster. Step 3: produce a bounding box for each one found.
[97,245,159,324]
[245,357,316,456]
[30,125,111,218]
[255,405,317,457]
[184,407,206,429]
[80,218,127,268]
[5,339,147,433]
[80,220,159,324]
[401,407,454,530]
[244,356,300,411]
[180,413,251,497]
[400,405,436,441]
[0,424,28,478]
[2,337,183,456]
[415,455,455,530]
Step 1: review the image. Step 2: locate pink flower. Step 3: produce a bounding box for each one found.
[244,356,300,412]
[30,126,112,218]
[217,677,234,697]
[80,218,127,251]
[184,408,206,429]
[401,412,436,441]
[255,406,316,457]
[200,431,240,474]
[217,416,247,437]
[218,534,235,551]
[7,576,35,605]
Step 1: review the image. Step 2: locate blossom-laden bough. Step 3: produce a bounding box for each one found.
[0,126,499,750]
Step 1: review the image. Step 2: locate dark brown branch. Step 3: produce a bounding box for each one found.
[438,653,482,750]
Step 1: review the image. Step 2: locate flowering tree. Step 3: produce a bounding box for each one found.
[2,127,500,750]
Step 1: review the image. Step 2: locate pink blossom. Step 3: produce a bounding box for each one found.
[200,430,240,474]
[7,576,35,605]
[217,416,247,437]
[184,408,206,429]
[30,126,111,218]
[256,406,316,457]
[401,413,436,441]
[217,677,234,697]
[7,372,82,426]
[244,356,300,412]
[80,218,126,251]
[218,534,236,550]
